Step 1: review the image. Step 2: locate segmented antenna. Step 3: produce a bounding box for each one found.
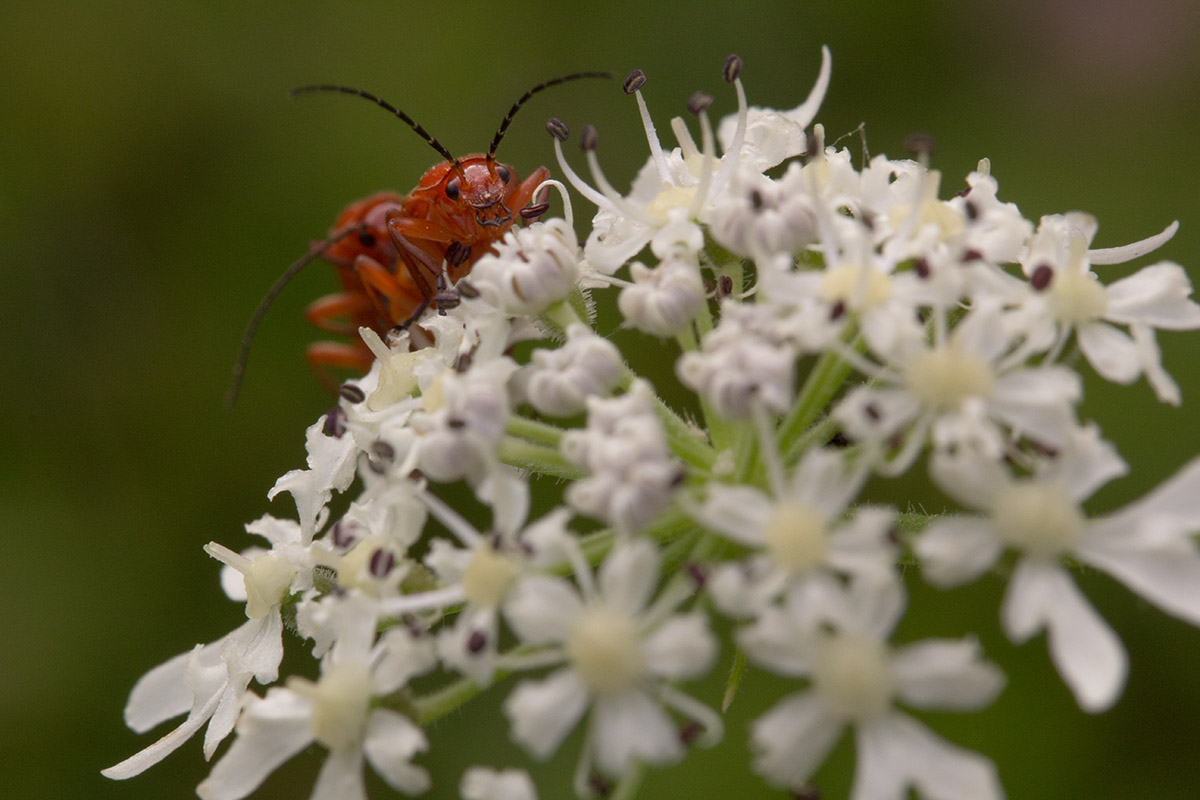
[291,84,458,165]
[488,71,614,158]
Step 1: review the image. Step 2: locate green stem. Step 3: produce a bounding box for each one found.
[777,343,856,459]
[498,436,581,479]
[505,414,566,447]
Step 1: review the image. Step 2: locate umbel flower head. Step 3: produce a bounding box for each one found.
[106,45,1200,800]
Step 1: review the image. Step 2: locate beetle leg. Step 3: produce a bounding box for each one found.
[305,292,373,336]
[386,215,459,301]
[306,341,374,393]
[354,253,426,328]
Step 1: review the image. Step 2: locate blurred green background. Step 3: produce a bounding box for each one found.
[4,1,1200,798]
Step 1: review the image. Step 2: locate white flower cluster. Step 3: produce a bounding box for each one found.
[107,47,1200,800]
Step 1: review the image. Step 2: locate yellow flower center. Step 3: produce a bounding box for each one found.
[566,604,644,695]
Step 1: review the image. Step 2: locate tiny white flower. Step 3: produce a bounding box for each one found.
[917,427,1200,711]
[742,577,1005,799]
[518,324,623,417]
[695,447,897,618]
[677,301,796,419]
[617,257,707,336]
[1016,213,1198,403]
[468,218,582,316]
[197,597,435,800]
[561,380,683,533]
[501,538,721,783]
[103,616,283,780]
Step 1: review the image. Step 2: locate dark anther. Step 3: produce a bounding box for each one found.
[679,720,703,744]
[357,230,376,247]
[466,630,488,654]
[864,402,881,421]
[434,289,461,311]
[718,274,733,299]
[455,349,474,373]
[622,69,646,94]
[339,382,366,404]
[322,406,347,438]
[904,132,935,157]
[885,525,900,545]
[369,548,395,578]
[669,467,687,488]
[445,240,469,267]
[521,201,550,220]
[447,417,466,430]
[748,188,764,211]
[1030,264,1054,291]
[687,91,713,115]
[587,774,612,798]
[579,124,599,152]
[546,117,569,142]
[408,468,425,481]
[371,440,395,463]
[859,210,876,231]
[961,248,983,263]
[722,54,742,82]
[804,130,820,159]
[331,520,357,550]
[456,279,480,299]
[829,299,846,321]
[914,257,930,279]
[686,562,708,588]
[827,430,851,448]
[964,200,980,221]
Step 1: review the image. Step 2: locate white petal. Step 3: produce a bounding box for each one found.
[750,691,844,788]
[460,767,538,800]
[891,639,1005,710]
[598,537,660,616]
[195,691,313,800]
[854,714,1003,800]
[695,484,771,546]
[1087,220,1177,264]
[503,575,582,645]
[591,690,682,775]
[311,747,366,800]
[1105,261,1200,329]
[1001,560,1126,712]
[1132,323,1181,405]
[363,709,431,794]
[1076,322,1141,383]
[120,648,193,732]
[914,518,1003,587]
[642,613,717,680]
[503,669,589,760]
[1094,453,1200,539]
[102,691,223,780]
[1078,535,1200,626]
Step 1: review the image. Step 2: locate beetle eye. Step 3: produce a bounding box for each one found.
[495,165,511,183]
[445,178,460,200]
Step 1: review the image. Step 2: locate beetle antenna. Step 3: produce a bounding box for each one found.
[488,71,614,159]
[292,84,458,165]
[225,227,362,409]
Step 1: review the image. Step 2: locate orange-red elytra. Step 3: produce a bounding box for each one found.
[226,72,611,408]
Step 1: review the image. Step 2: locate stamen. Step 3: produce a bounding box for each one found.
[712,59,749,192]
[581,130,659,226]
[624,69,674,186]
[532,178,575,229]
[546,119,617,213]
[416,484,481,547]
[670,116,702,164]
[687,99,717,220]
